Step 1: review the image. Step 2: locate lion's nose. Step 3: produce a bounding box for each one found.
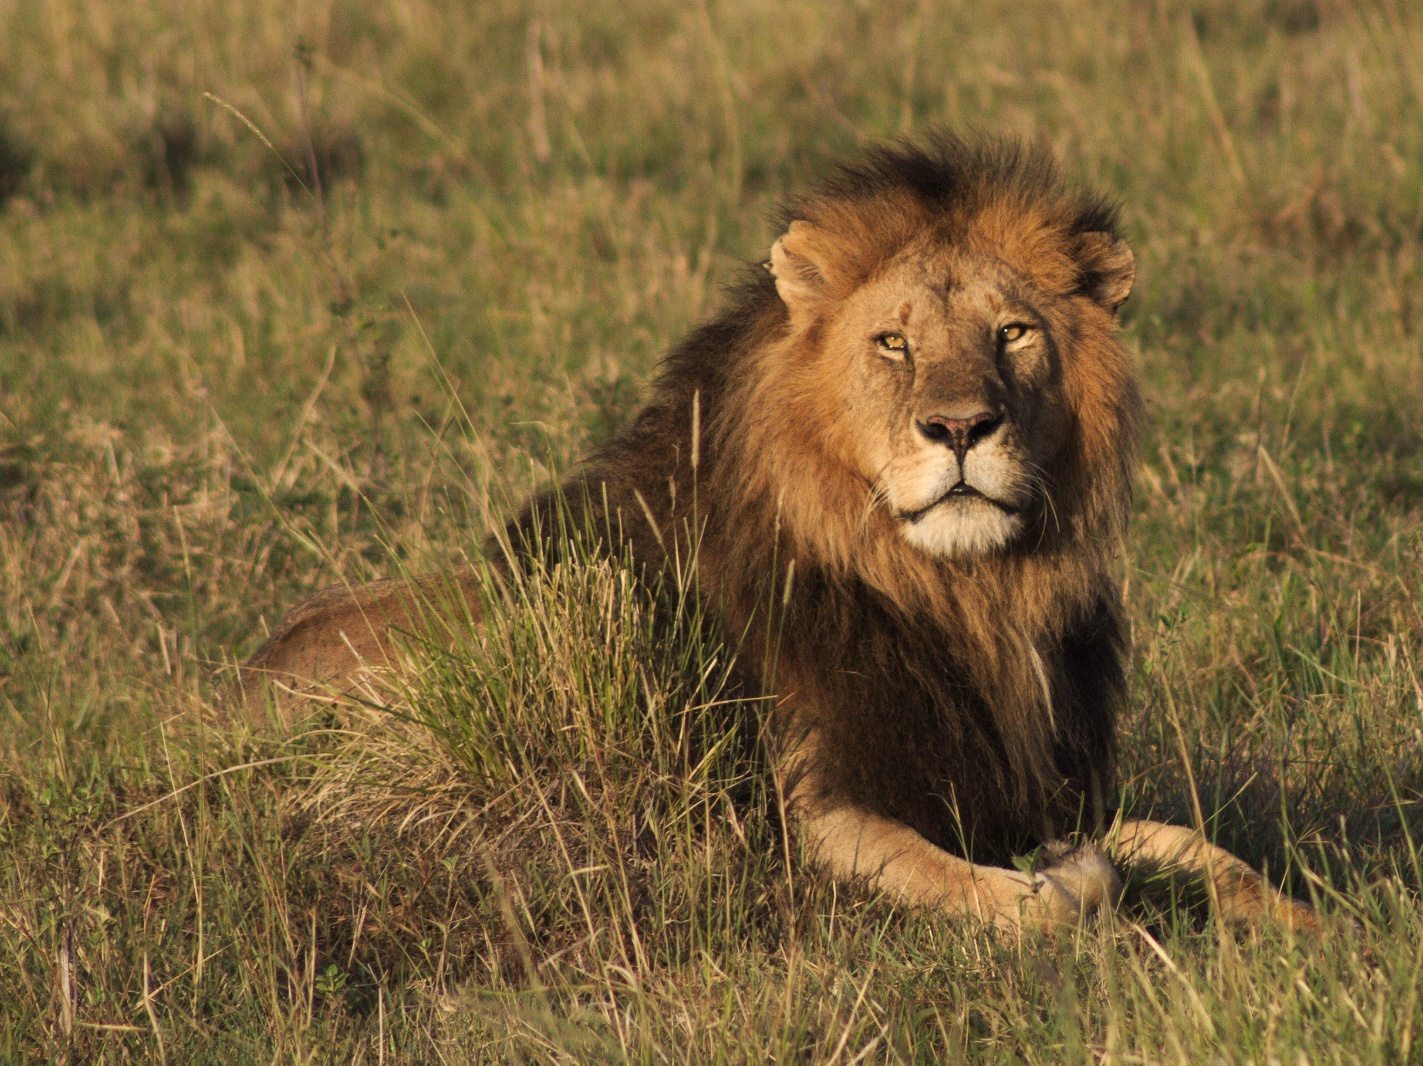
[917,411,1002,456]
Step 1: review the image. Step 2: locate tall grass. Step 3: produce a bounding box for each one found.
[2,0,1422,1060]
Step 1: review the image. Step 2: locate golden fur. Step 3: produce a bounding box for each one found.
[241,132,1317,931]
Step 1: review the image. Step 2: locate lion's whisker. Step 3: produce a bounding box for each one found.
[860,462,895,532]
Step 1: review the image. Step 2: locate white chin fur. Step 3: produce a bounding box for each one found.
[899,501,1022,557]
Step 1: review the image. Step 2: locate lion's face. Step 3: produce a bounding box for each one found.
[830,256,1069,556]
[769,217,1134,560]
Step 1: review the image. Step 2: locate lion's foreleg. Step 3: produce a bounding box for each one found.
[796,801,1113,931]
[1108,818,1317,930]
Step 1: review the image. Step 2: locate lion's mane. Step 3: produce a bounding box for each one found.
[507,132,1141,863]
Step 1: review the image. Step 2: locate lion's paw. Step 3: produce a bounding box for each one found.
[1037,841,1123,917]
[980,867,1081,932]
[984,843,1122,932]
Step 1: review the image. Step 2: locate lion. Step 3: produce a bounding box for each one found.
[240,132,1317,932]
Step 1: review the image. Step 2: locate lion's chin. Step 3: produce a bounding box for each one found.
[898,502,1023,558]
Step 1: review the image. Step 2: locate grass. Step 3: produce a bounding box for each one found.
[2,0,1422,1060]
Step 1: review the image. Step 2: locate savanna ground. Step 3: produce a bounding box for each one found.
[2,0,1422,1061]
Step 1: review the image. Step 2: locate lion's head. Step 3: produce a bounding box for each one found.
[733,135,1139,577]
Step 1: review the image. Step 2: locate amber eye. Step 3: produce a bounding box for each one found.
[997,323,1032,345]
[876,332,909,356]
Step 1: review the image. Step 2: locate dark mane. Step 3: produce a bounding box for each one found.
[785,130,1122,239]
[507,128,1138,863]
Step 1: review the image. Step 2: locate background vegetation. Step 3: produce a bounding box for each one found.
[2,0,1421,1060]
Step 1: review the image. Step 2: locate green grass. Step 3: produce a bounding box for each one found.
[2,0,1422,1060]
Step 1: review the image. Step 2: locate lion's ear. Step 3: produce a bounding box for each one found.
[769,221,847,324]
[1074,232,1135,314]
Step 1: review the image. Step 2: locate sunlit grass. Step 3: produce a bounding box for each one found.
[2,0,1422,1060]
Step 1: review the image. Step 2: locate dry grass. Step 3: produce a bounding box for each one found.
[2,0,1423,1061]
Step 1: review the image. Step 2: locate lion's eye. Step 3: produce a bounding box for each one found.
[876,333,909,356]
[997,324,1032,346]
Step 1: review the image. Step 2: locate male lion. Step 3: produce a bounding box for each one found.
[242,132,1316,932]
